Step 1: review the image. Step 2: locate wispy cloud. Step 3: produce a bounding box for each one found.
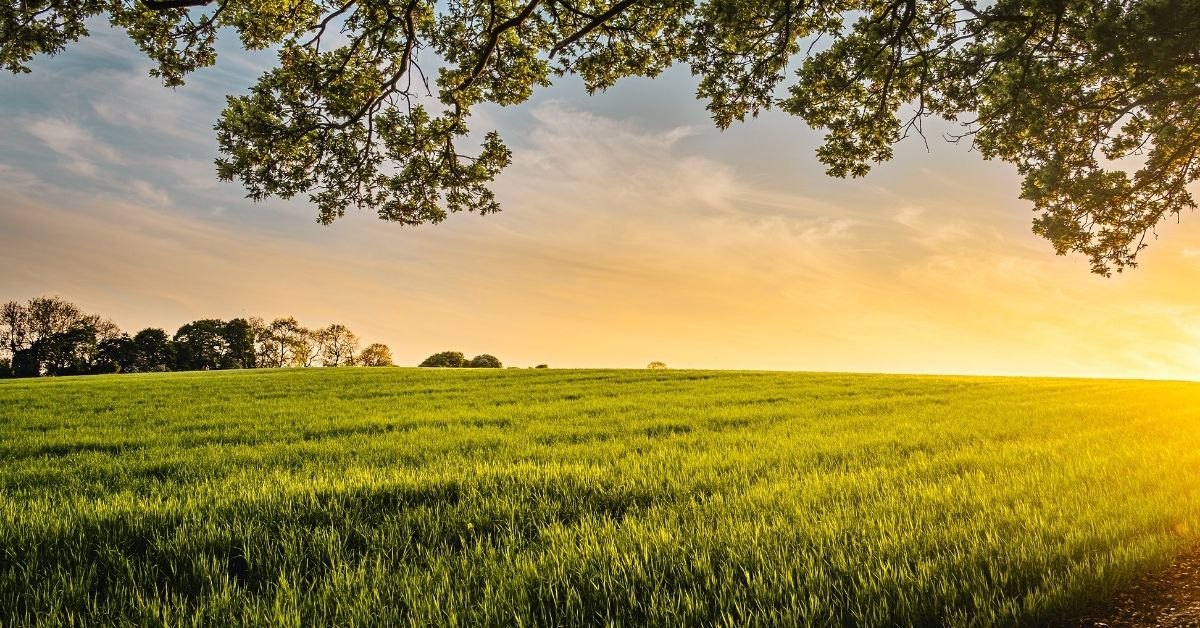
[26,118,124,178]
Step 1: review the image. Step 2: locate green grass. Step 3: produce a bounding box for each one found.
[2,368,1200,626]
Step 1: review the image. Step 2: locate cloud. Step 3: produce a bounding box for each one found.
[129,180,172,207]
[26,118,124,178]
[89,72,217,147]
[0,163,44,190]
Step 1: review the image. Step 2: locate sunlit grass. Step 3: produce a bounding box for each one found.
[2,368,1199,625]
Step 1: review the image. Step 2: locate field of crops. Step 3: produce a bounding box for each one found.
[2,368,1199,626]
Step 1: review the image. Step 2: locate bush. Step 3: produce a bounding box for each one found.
[466,354,502,369]
[534,364,548,369]
[647,361,668,369]
[420,351,465,368]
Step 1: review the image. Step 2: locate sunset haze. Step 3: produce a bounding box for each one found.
[2,23,1198,380]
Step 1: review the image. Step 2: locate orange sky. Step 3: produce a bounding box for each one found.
[1,26,1198,379]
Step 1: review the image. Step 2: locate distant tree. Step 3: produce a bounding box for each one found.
[11,348,38,378]
[93,317,123,343]
[0,301,27,364]
[321,324,359,367]
[534,364,549,369]
[132,328,174,372]
[263,317,304,368]
[173,319,228,371]
[222,318,257,369]
[95,334,136,374]
[420,351,465,368]
[24,296,89,343]
[2,296,100,375]
[38,324,99,376]
[358,343,393,367]
[466,354,502,368]
[247,316,274,368]
[647,361,668,369]
[294,325,324,368]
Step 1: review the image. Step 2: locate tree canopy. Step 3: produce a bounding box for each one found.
[357,342,394,366]
[4,0,1198,274]
[418,351,506,367]
[420,351,467,367]
[467,353,503,368]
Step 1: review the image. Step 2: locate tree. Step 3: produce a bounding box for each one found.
[358,343,393,367]
[321,324,359,367]
[38,324,99,376]
[93,318,124,344]
[534,364,549,369]
[5,2,1198,274]
[222,318,257,369]
[1,300,28,364]
[12,348,39,378]
[466,354,502,368]
[420,351,465,368]
[248,316,274,368]
[294,325,324,367]
[133,328,175,372]
[262,317,304,368]
[647,361,668,369]
[173,319,228,371]
[24,296,89,343]
[1,297,109,376]
[95,334,137,373]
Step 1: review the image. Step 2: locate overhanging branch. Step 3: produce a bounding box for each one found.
[143,0,213,10]
[549,0,640,58]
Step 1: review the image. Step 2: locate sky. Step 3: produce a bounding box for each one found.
[2,22,1199,379]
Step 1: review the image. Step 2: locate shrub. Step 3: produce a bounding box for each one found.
[534,364,549,369]
[647,361,668,369]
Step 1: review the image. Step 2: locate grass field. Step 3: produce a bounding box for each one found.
[2,368,1200,626]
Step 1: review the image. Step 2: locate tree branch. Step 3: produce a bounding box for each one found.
[458,0,540,92]
[549,0,640,58]
[143,0,213,9]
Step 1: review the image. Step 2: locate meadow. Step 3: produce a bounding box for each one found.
[1,368,1199,626]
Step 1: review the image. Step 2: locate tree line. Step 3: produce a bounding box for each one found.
[0,296,392,378]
